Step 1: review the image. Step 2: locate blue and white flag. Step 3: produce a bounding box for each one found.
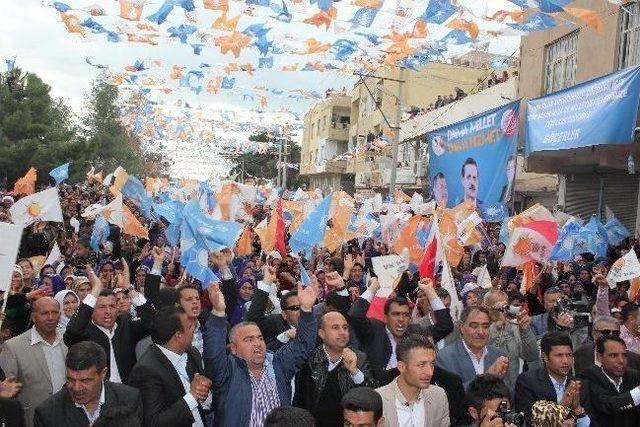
[289,195,331,255]
[49,163,69,185]
[180,243,220,289]
[90,214,110,253]
[299,259,311,287]
[481,203,508,223]
[550,219,582,261]
[122,176,153,219]
[605,218,630,246]
[576,216,609,257]
[182,201,243,252]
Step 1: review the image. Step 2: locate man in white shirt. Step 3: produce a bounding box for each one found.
[0,297,68,427]
[129,305,212,427]
[64,264,155,384]
[376,336,449,427]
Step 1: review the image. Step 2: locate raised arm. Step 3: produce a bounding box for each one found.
[202,282,233,391]
[64,266,101,347]
[346,276,379,345]
[419,278,453,342]
[274,282,319,381]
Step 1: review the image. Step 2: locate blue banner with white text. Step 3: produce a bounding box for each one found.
[427,101,519,209]
[526,65,640,155]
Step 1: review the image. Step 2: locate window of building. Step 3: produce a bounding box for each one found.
[619,3,640,69]
[544,31,578,94]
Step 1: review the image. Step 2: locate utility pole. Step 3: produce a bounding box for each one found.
[353,67,405,197]
[277,137,283,187]
[283,138,289,189]
[389,67,404,197]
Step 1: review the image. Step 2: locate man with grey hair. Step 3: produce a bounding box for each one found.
[574,315,640,374]
[484,289,541,386]
[0,297,68,426]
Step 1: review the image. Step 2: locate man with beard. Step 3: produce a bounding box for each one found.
[293,311,376,426]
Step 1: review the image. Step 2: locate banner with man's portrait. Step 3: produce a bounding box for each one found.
[427,101,520,209]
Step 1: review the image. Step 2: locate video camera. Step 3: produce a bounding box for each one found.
[499,305,521,318]
[551,297,591,329]
[497,401,525,426]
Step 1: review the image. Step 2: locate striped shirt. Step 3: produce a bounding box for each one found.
[249,367,280,427]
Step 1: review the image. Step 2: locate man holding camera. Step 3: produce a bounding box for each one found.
[530,287,589,349]
[467,374,522,427]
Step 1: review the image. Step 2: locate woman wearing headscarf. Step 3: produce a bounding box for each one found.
[39,274,66,295]
[229,277,257,326]
[53,290,79,330]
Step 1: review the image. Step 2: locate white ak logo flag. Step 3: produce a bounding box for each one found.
[372,252,409,297]
[10,187,63,226]
[607,250,640,288]
[501,220,559,267]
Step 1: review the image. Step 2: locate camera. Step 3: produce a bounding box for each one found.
[551,297,591,329]
[500,305,521,318]
[497,401,525,426]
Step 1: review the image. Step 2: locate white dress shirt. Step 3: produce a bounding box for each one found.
[30,328,66,392]
[394,379,427,427]
[158,345,211,427]
[601,367,640,406]
[74,382,105,424]
[84,292,148,383]
[462,340,488,375]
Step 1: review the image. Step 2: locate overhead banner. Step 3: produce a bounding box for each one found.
[526,65,640,155]
[427,101,519,209]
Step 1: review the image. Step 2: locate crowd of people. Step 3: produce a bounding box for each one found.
[1,178,640,427]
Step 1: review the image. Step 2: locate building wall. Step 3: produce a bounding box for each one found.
[300,94,351,176]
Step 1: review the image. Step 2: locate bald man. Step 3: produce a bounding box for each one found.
[0,297,68,426]
[294,311,376,427]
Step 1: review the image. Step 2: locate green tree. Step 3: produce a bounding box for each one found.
[229,132,305,189]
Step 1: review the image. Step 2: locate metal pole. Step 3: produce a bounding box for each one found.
[277,137,282,187]
[389,67,404,197]
[597,175,605,221]
[283,139,288,189]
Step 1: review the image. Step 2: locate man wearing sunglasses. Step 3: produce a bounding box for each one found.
[574,315,640,375]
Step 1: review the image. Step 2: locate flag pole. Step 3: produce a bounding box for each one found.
[0,290,9,331]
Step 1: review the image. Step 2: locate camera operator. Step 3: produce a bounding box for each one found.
[467,374,523,427]
[531,287,589,349]
[485,290,541,386]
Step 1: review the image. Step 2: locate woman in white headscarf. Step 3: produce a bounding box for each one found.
[53,289,79,330]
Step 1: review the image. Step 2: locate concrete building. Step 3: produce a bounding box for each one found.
[299,93,354,194]
[347,57,515,193]
[518,0,640,232]
[398,78,557,209]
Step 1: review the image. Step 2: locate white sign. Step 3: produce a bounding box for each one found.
[0,223,23,292]
[372,254,408,297]
[607,250,640,288]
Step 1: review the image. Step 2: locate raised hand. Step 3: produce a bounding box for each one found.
[297,281,318,312]
[368,277,380,296]
[342,347,359,375]
[486,356,509,379]
[262,266,277,285]
[151,246,165,264]
[207,282,226,313]
[86,265,102,297]
[115,258,131,290]
[418,278,437,300]
[325,271,345,290]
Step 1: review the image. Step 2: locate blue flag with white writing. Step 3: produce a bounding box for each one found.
[550,219,582,261]
[605,218,630,246]
[90,214,110,253]
[289,195,331,255]
[182,201,243,251]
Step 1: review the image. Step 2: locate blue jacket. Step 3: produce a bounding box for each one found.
[203,310,318,427]
[436,339,508,389]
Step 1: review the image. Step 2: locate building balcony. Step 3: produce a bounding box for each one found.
[328,122,349,141]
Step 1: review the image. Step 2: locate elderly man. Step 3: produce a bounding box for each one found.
[436,306,510,389]
[484,289,541,386]
[203,281,319,427]
[0,297,67,426]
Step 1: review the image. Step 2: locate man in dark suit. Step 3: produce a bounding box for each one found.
[246,266,301,351]
[34,341,142,426]
[128,305,211,427]
[64,266,155,384]
[515,331,589,425]
[574,315,640,375]
[348,278,452,386]
[0,366,24,427]
[579,335,640,427]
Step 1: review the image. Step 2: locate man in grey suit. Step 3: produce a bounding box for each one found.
[376,336,449,427]
[436,306,510,389]
[0,297,68,426]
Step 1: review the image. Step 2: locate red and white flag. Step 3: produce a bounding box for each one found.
[501,220,559,267]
